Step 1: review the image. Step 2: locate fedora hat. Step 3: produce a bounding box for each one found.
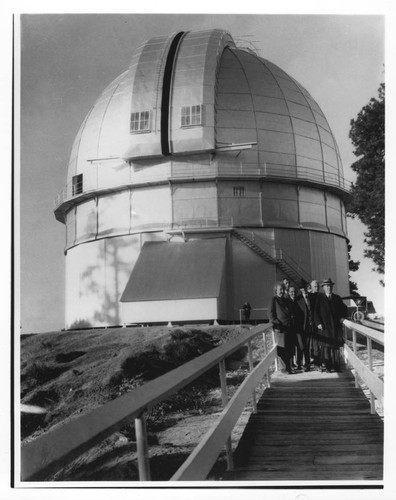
[321,277,335,286]
[297,278,309,290]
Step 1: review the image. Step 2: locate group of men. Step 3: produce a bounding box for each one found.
[269,277,348,374]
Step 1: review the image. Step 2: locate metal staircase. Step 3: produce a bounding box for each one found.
[232,229,312,285]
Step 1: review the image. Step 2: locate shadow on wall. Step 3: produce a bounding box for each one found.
[79,236,137,327]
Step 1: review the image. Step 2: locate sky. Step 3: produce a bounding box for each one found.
[15,12,385,334]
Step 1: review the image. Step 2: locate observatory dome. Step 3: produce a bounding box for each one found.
[62,29,345,196]
[55,29,350,329]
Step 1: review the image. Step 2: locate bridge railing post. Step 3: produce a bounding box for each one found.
[271,329,279,371]
[343,323,350,367]
[247,340,257,413]
[135,412,151,481]
[352,329,359,388]
[263,331,271,387]
[219,358,234,470]
[367,337,376,414]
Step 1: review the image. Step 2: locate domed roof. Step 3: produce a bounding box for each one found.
[66,29,344,191]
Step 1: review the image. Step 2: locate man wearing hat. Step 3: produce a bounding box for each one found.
[296,279,313,371]
[314,278,348,372]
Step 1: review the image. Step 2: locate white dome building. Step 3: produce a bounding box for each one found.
[54,29,350,328]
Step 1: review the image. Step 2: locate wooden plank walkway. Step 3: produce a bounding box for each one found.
[219,368,383,481]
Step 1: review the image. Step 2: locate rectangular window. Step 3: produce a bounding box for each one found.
[72,174,83,196]
[233,186,245,197]
[130,110,151,133]
[181,104,203,127]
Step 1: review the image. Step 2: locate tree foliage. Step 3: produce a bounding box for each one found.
[347,243,360,296]
[346,83,385,281]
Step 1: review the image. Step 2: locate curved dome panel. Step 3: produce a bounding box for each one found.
[215,46,343,184]
[62,28,345,215]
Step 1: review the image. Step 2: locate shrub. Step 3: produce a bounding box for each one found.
[162,329,218,367]
[69,319,92,329]
[120,346,172,380]
[22,361,68,387]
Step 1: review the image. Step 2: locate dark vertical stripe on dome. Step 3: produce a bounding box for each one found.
[161,31,185,156]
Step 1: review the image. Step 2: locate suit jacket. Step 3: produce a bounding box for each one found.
[296,294,313,333]
[314,292,347,341]
[268,296,292,348]
[268,295,292,333]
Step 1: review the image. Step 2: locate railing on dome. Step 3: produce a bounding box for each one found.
[54,159,352,210]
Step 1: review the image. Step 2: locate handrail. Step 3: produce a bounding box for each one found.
[235,229,312,283]
[360,319,384,332]
[238,308,268,325]
[239,229,276,259]
[171,345,277,480]
[342,320,384,414]
[276,248,312,283]
[21,323,274,481]
[343,319,384,345]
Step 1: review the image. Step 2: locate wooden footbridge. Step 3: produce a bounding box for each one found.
[220,368,383,481]
[20,319,384,483]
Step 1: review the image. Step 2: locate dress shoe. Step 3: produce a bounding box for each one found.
[303,365,310,372]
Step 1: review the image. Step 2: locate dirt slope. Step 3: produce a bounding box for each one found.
[20,324,261,481]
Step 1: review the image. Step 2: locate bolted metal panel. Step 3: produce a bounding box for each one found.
[275,228,311,282]
[256,112,293,133]
[131,185,172,229]
[299,186,327,230]
[218,181,262,227]
[326,192,344,235]
[96,72,134,161]
[287,101,315,122]
[65,209,76,249]
[309,231,337,287]
[292,117,320,140]
[75,199,97,243]
[295,134,323,159]
[172,182,218,223]
[334,236,350,296]
[97,191,131,238]
[261,183,299,227]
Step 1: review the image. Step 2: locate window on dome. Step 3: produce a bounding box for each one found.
[130,110,151,133]
[72,174,83,196]
[181,105,203,127]
[233,186,245,197]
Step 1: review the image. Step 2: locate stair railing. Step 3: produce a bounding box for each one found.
[234,229,312,283]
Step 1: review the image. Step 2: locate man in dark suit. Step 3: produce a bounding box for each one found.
[314,277,348,372]
[296,279,313,371]
[309,279,321,368]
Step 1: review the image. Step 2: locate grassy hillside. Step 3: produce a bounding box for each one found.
[20,324,259,480]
